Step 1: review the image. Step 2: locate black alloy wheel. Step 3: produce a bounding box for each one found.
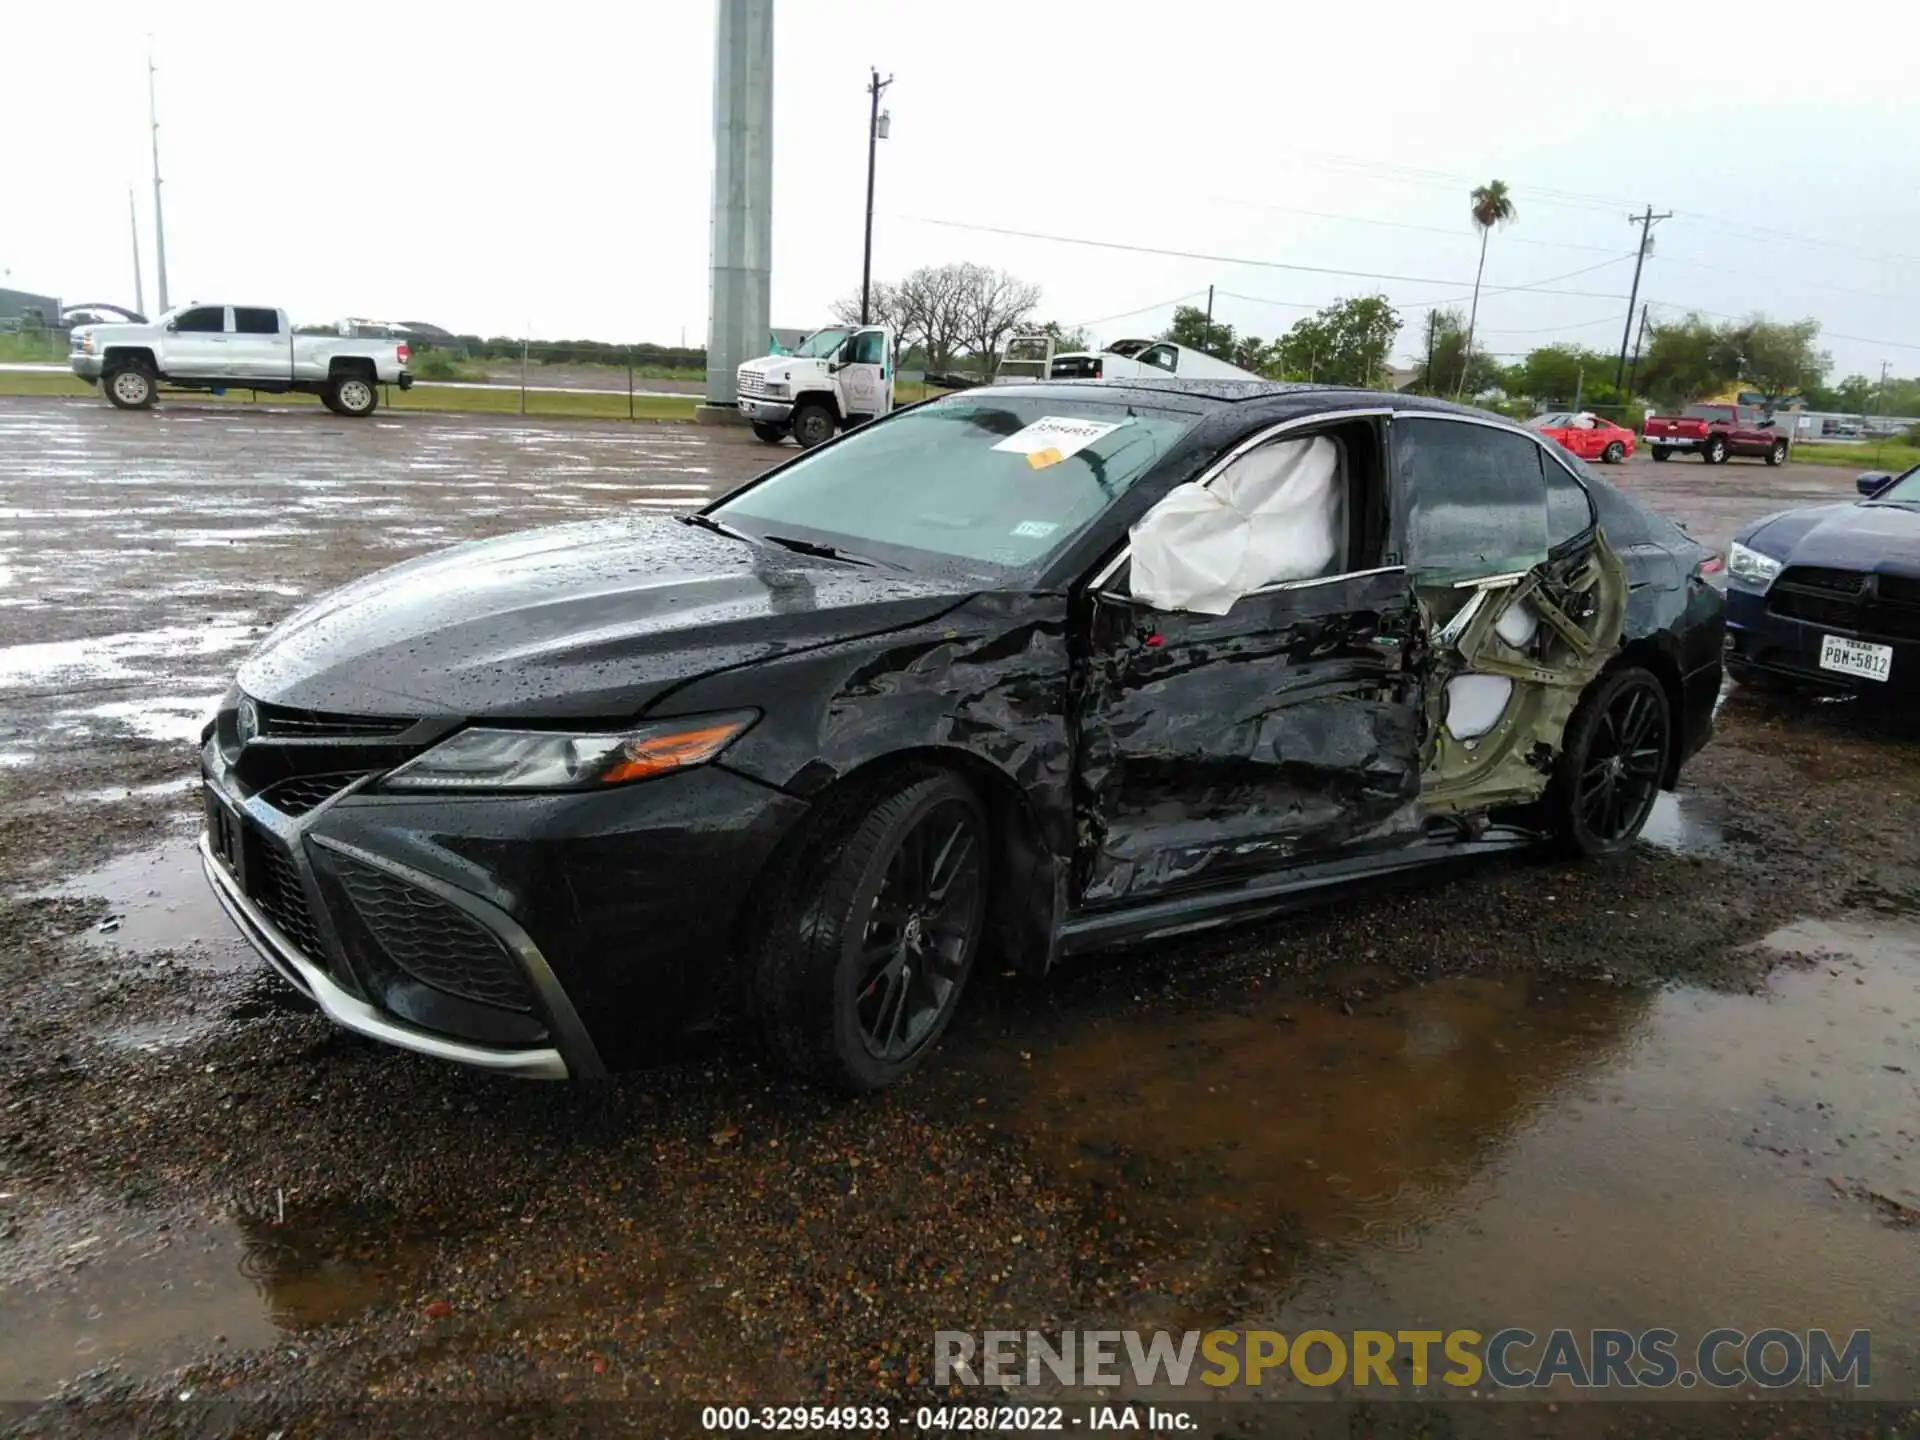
[748,770,989,1091]
[1549,666,1672,857]
[852,797,983,1064]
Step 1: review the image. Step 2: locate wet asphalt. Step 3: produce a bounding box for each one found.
[0,395,1915,1436]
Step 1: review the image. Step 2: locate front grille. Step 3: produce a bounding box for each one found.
[331,856,535,1013]
[1769,568,1920,643]
[1778,566,1867,596]
[737,369,766,397]
[261,771,368,816]
[247,832,326,960]
[1879,574,1920,607]
[254,700,411,740]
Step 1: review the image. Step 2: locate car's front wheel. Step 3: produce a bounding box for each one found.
[1602,440,1626,464]
[1547,665,1672,858]
[103,364,157,410]
[1767,439,1789,466]
[791,400,837,449]
[749,770,989,1091]
[1705,435,1729,464]
[750,421,787,444]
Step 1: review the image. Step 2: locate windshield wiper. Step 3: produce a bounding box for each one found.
[760,534,902,571]
[681,512,757,544]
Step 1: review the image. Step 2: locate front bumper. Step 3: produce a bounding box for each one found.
[70,355,103,381]
[200,833,570,1078]
[199,725,810,1077]
[1725,586,1920,696]
[737,398,793,424]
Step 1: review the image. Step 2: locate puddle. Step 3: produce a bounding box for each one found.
[52,829,252,972]
[1638,790,1725,853]
[0,1200,440,1400]
[977,915,1920,1397]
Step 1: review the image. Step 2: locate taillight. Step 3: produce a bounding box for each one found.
[397,343,411,365]
[1696,554,1724,578]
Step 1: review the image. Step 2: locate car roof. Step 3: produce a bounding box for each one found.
[981,377,1514,424]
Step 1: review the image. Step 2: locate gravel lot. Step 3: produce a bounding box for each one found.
[0,395,1914,1435]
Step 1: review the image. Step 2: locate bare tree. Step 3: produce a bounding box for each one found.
[956,263,1041,375]
[896,264,972,373]
[830,282,906,364]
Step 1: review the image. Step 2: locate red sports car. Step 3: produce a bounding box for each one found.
[1528,411,1636,464]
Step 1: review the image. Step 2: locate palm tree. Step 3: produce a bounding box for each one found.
[1460,180,1516,396]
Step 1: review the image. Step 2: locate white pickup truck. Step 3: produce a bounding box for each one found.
[69,303,413,416]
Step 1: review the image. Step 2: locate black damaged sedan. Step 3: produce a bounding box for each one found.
[201,381,1724,1090]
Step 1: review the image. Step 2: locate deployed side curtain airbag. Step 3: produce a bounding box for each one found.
[1128,435,1344,615]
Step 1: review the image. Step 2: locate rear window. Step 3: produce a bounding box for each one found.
[714,396,1199,574]
[234,307,279,335]
[1050,356,1103,380]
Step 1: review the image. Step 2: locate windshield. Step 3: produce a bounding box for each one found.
[712,395,1200,576]
[794,327,852,359]
[1875,463,1920,503]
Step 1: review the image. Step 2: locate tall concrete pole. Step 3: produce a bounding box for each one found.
[148,50,170,313]
[701,0,773,414]
[128,190,146,318]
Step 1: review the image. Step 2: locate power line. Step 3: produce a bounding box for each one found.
[1201,195,1625,256]
[1269,145,1920,268]
[898,216,1637,300]
[1066,291,1206,329]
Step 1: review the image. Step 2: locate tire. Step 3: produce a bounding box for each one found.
[750,421,787,444]
[103,364,156,410]
[1650,446,1671,462]
[1602,441,1625,464]
[1766,439,1789,467]
[1704,435,1728,464]
[747,770,989,1092]
[1546,665,1673,858]
[319,390,345,415]
[327,372,379,417]
[790,400,837,449]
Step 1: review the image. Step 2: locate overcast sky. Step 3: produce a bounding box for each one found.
[6,2,1916,377]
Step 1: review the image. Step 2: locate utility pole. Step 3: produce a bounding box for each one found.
[1203,285,1215,355]
[148,48,170,312]
[1616,205,1669,391]
[1425,311,1436,393]
[859,68,893,325]
[128,190,145,317]
[1626,303,1650,395]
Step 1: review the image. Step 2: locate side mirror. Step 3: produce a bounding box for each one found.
[164,320,178,332]
[1856,473,1891,497]
[1758,417,1775,428]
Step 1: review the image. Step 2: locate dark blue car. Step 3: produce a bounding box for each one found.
[1725,463,1920,697]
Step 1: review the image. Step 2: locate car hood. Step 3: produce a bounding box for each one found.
[1747,501,1920,574]
[236,515,976,719]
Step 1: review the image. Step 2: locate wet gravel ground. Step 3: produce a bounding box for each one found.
[1,396,1916,1437]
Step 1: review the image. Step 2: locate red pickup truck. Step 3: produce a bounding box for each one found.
[1642,403,1791,466]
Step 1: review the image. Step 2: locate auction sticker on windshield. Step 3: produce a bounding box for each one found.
[992,416,1124,470]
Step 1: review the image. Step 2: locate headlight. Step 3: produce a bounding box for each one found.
[382,711,756,792]
[1726,540,1784,587]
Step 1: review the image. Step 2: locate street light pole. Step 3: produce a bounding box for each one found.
[860,68,892,326]
[148,48,170,313]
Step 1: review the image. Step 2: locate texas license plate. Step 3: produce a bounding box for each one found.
[1819,634,1893,682]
